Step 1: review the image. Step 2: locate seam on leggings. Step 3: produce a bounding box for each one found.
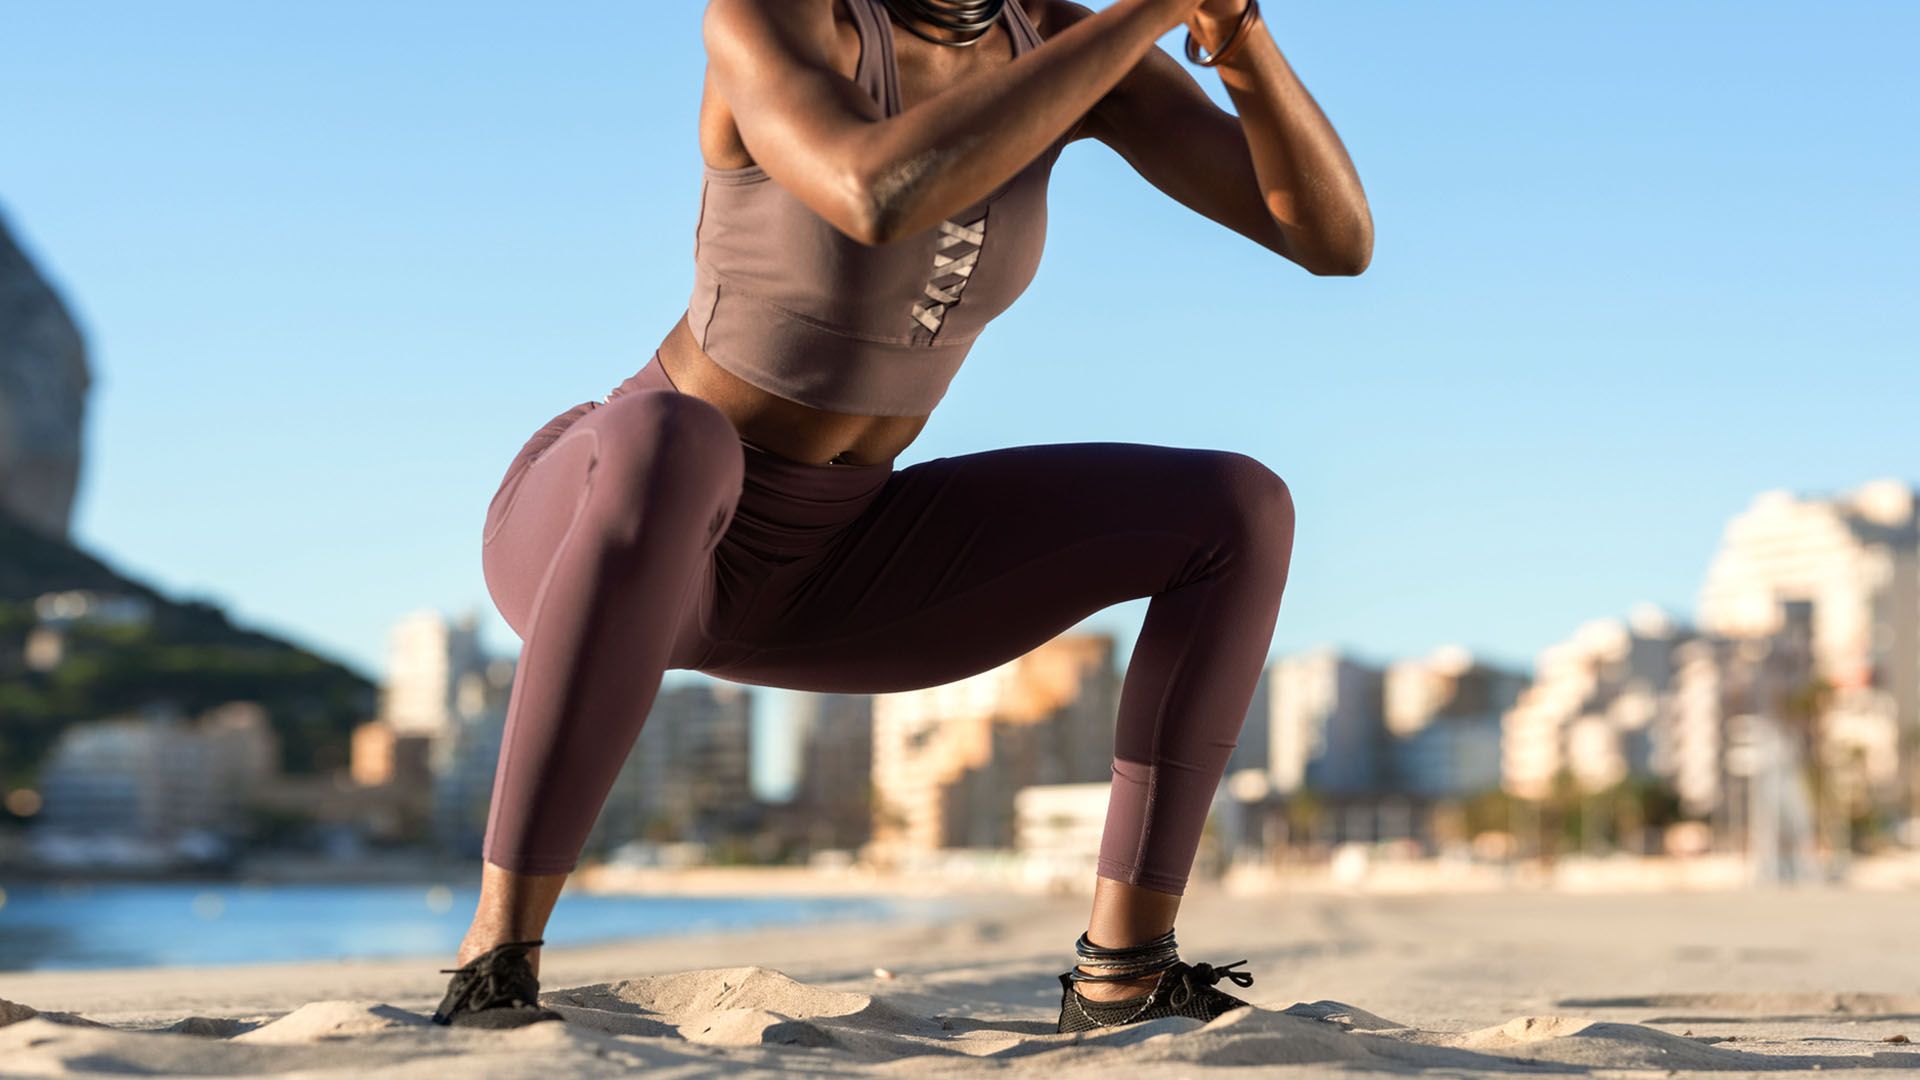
[483,427,602,861]
[483,425,602,549]
[689,562,731,671]
[715,527,1209,662]
[1095,856,1187,894]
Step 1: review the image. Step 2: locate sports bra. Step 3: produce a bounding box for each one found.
[686,0,1070,417]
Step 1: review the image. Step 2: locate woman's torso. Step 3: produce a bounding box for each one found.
[656,0,1074,467]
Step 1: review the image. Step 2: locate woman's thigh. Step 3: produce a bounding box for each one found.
[702,440,1291,692]
[480,389,744,671]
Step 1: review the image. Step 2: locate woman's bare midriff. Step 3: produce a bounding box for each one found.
[653,314,931,467]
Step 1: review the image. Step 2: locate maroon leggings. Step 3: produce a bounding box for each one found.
[479,352,1294,894]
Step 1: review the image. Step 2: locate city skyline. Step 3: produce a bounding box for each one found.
[1,2,1914,686]
[14,475,1913,883]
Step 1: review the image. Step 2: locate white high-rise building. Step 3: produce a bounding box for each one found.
[38,702,278,841]
[430,657,518,858]
[1385,646,1527,798]
[1696,479,1920,801]
[1267,647,1385,796]
[868,633,1117,860]
[786,693,876,850]
[1501,606,1688,799]
[1668,601,1819,818]
[583,681,756,857]
[380,608,486,739]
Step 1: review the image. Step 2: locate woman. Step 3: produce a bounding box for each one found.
[431,0,1370,1034]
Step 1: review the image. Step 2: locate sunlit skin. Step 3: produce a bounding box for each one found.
[455,0,1370,1003]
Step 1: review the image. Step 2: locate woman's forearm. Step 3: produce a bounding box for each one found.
[1191,2,1372,273]
[861,0,1195,242]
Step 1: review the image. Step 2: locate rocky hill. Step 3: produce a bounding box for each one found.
[0,210,89,543]
[0,502,378,789]
[0,208,374,792]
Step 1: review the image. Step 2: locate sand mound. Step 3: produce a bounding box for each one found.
[1444,1014,1767,1069]
[1115,1006,1388,1068]
[232,1000,428,1043]
[609,965,942,1036]
[0,997,109,1031]
[0,1015,354,1076]
[154,1014,260,1037]
[1280,998,1409,1031]
[681,1005,840,1048]
[524,982,681,1038]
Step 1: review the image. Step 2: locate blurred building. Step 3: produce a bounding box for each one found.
[22,588,156,672]
[1267,647,1385,795]
[1385,646,1527,798]
[1696,479,1919,805]
[1227,666,1273,775]
[380,607,486,739]
[1669,601,1820,819]
[1013,780,1111,887]
[581,681,756,860]
[429,657,517,858]
[37,701,277,842]
[1501,606,1687,798]
[350,718,433,789]
[765,692,875,853]
[868,632,1118,863]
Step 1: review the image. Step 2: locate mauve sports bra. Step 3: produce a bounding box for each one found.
[686,0,1072,417]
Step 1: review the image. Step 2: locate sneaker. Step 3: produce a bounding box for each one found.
[430,938,566,1028]
[1055,958,1255,1033]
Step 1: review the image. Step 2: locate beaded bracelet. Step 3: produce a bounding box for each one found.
[1184,0,1261,68]
[1068,928,1182,983]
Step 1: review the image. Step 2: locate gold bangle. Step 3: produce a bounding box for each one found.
[1184,0,1260,68]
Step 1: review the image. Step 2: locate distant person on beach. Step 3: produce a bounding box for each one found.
[433,0,1370,1032]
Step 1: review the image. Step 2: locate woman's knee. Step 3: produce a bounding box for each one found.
[1202,450,1296,555]
[577,389,744,544]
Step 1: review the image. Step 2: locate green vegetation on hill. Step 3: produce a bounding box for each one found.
[0,507,377,792]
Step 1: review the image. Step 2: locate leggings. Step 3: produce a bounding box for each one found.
[478,351,1294,894]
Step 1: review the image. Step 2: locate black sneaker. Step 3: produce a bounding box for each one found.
[1055,958,1255,1033]
[430,938,566,1028]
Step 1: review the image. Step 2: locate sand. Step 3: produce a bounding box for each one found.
[6,882,1920,1076]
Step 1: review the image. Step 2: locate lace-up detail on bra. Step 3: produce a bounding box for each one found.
[912,210,989,337]
[687,0,1071,417]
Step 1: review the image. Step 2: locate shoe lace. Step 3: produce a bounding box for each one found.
[1168,959,1254,1007]
[438,939,544,1013]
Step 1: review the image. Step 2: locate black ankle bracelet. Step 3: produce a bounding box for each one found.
[1069,928,1180,983]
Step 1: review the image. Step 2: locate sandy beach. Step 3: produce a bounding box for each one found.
[6,875,1920,1077]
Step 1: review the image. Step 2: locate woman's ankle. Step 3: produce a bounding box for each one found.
[454,935,543,977]
[1071,967,1164,1002]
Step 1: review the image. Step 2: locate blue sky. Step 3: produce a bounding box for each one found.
[4,2,1915,796]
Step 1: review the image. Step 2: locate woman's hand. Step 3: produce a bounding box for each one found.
[1091,0,1372,274]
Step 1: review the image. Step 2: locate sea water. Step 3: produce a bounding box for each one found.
[0,880,955,971]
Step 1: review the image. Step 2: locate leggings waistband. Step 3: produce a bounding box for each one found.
[603,351,897,544]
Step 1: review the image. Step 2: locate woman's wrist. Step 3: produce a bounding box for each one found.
[1185,0,1259,67]
[1188,0,1251,45]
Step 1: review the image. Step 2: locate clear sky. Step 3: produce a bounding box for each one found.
[3,2,1915,796]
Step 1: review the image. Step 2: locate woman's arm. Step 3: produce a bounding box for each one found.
[1056,0,1372,275]
[703,0,1202,245]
